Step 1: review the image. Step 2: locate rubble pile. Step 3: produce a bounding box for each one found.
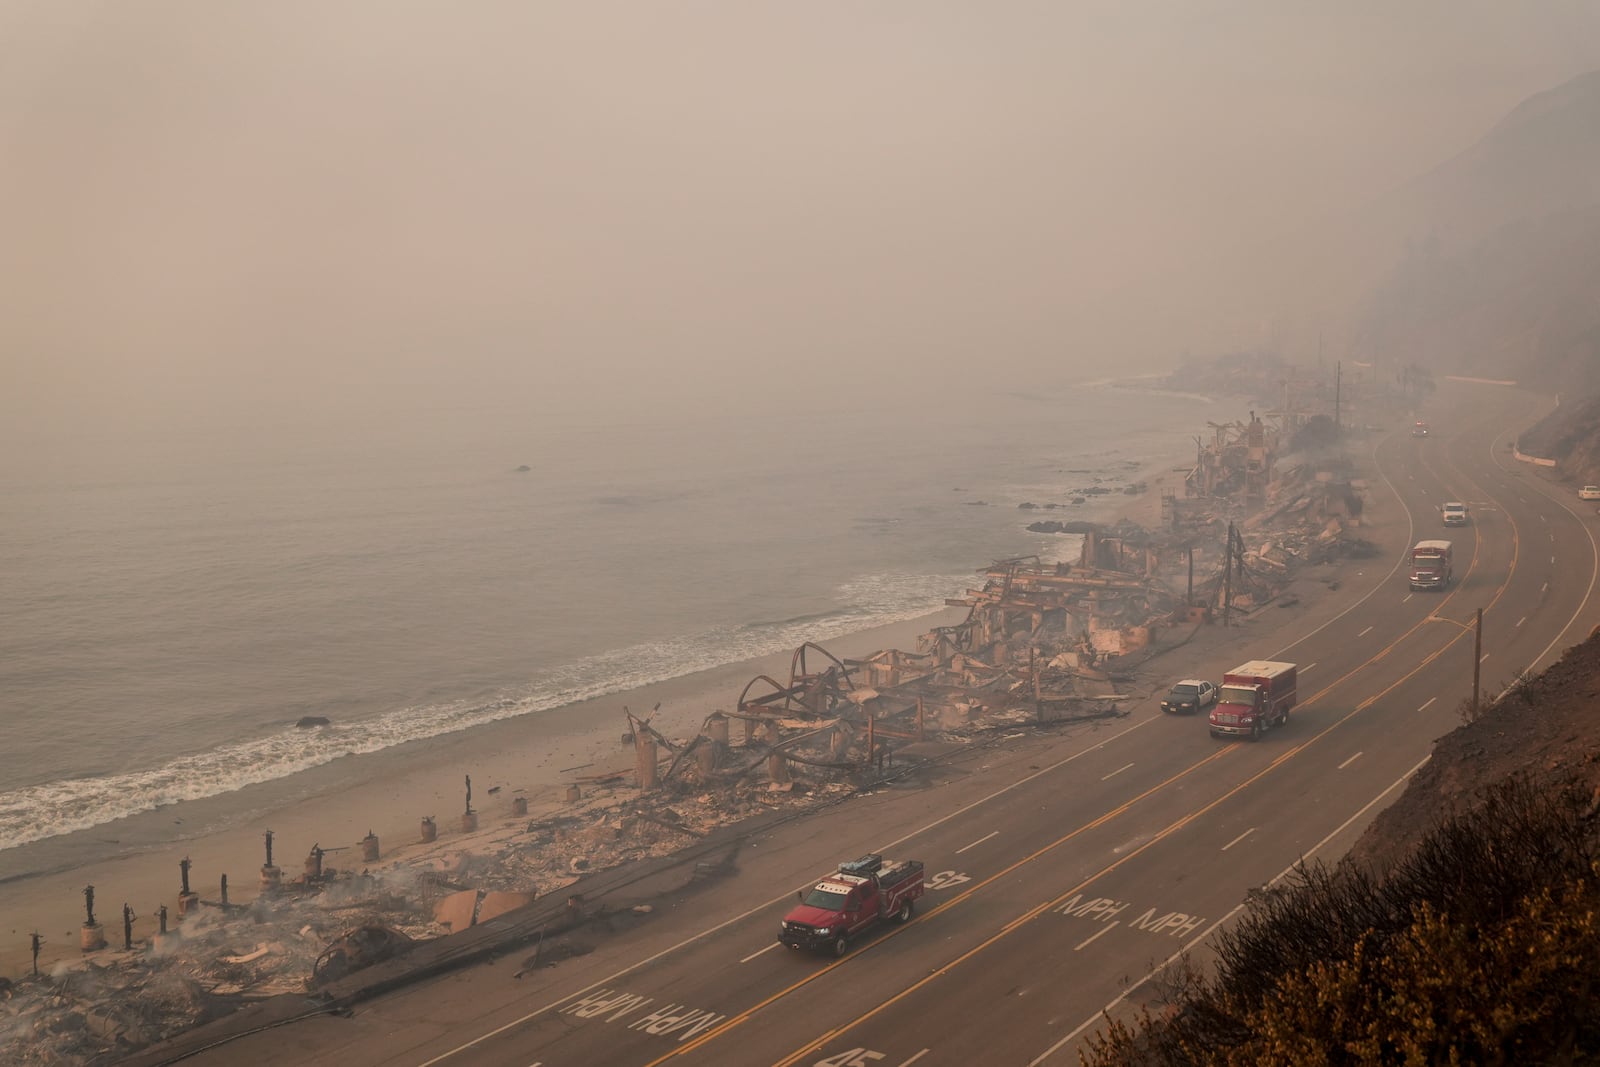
[378,769,836,919]
[1150,462,1373,618]
[0,871,445,1065]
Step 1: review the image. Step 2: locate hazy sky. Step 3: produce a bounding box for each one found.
[3,2,1599,433]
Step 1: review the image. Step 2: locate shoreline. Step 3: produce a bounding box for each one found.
[0,454,1181,977]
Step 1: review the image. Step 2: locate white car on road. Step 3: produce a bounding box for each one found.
[1579,485,1600,501]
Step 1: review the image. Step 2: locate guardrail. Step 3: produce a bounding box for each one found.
[1512,443,1557,468]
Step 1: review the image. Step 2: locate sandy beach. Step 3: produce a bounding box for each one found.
[0,457,1180,980]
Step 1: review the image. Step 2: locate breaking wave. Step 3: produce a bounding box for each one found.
[0,570,970,853]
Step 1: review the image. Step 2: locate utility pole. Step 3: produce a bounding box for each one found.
[1335,361,1341,434]
[1222,522,1234,627]
[1426,609,1486,717]
[1473,607,1483,718]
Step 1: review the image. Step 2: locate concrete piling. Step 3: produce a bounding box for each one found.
[564,784,581,803]
[462,775,476,832]
[420,816,437,843]
[512,795,529,816]
[81,885,105,952]
[152,905,173,951]
[767,750,791,786]
[637,737,658,791]
[361,831,381,862]
[260,829,282,893]
[177,857,199,917]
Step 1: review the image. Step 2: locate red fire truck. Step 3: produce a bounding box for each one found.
[780,854,925,956]
[1209,660,1298,741]
[1409,540,1453,590]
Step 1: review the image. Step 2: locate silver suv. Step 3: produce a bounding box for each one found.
[1441,502,1469,526]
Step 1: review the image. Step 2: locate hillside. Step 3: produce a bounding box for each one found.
[1366,69,1600,259]
[1248,69,1600,398]
[1352,69,1600,395]
[1518,395,1600,488]
[1348,626,1600,875]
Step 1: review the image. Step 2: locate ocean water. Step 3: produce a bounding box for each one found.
[0,382,1209,856]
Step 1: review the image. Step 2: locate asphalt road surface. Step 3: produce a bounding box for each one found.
[197,383,1600,1067]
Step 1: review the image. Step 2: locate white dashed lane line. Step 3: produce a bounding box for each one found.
[1222,828,1256,851]
[955,831,999,855]
[1075,923,1120,951]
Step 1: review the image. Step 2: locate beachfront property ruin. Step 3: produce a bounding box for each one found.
[616,458,1363,799]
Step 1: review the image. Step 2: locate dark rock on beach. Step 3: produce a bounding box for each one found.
[1026,520,1100,535]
